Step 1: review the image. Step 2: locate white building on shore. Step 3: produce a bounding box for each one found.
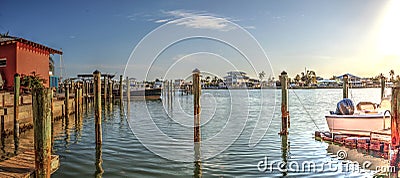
[223,71,250,88]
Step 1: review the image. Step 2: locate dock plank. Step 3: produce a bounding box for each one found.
[0,151,59,178]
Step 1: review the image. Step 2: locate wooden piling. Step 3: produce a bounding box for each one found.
[343,74,349,99]
[103,76,107,102]
[381,75,386,99]
[74,86,78,119]
[126,77,130,102]
[1,108,5,138]
[64,84,69,118]
[108,80,112,103]
[391,82,400,169]
[79,86,83,116]
[32,87,52,178]
[170,80,173,107]
[82,81,86,106]
[119,75,123,102]
[50,89,54,154]
[279,71,289,135]
[93,70,102,144]
[193,69,201,143]
[13,73,20,140]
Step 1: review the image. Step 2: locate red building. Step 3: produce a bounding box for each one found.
[0,36,62,89]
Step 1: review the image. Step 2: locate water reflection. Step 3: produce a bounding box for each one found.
[95,144,104,178]
[13,133,19,155]
[194,142,202,178]
[281,135,289,177]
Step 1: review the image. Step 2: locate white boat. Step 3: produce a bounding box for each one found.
[124,79,162,100]
[325,98,391,136]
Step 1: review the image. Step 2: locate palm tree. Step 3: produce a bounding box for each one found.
[390,70,395,82]
[294,74,301,85]
[258,71,266,81]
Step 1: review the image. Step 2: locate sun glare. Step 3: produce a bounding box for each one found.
[378,0,400,56]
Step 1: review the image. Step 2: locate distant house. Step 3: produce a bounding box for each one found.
[0,36,62,89]
[317,79,339,87]
[336,73,363,87]
[223,71,250,88]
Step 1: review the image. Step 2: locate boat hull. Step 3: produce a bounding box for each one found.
[325,114,390,136]
[129,88,162,100]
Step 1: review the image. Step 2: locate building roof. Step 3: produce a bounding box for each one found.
[336,73,361,80]
[0,35,62,55]
[77,73,115,79]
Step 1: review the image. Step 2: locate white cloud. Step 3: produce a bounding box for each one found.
[244,26,256,30]
[155,10,237,31]
[155,19,170,23]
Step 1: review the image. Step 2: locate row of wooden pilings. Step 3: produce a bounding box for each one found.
[5,71,129,177]
[3,73,54,178]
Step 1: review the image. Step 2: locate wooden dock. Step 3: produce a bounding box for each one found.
[0,150,59,178]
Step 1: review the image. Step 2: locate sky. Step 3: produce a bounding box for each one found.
[1,0,399,80]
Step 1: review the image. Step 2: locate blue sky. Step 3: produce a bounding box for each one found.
[1,0,399,80]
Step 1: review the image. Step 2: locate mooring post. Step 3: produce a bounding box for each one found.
[32,87,52,178]
[50,89,55,154]
[119,75,123,103]
[170,79,173,106]
[64,84,69,119]
[381,75,386,99]
[193,69,201,143]
[74,86,78,120]
[279,71,289,135]
[82,81,86,106]
[93,70,102,145]
[126,77,130,102]
[13,73,20,140]
[391,82,400,169]
[1,107,5,137]
[343,74,349,99]
[108,80,113,104]
[103,75,108,103]
[79,86,83,116]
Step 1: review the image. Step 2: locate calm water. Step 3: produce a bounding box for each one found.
[1,88,388,177]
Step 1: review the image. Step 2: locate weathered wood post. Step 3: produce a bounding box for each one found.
[93,70,102,145]
[103,75,107,103]
[79,86,83,117]
[381,75,386,99]
[119,75,123,103]
[13,73,20,140]
[1,107,5,137]
[74,86,79,120]
[193,69,201,143]
[279,71,289,135]
[390,82,400,170]
[108,80,113,103]
[64,84,69,119]
[126,77,130,102]
[32,87,52,178]
[82,81,86,106]
[343,74,349,99]
[169,80,173,107]
[50,89,55,154]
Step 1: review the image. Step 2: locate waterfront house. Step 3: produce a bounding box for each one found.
[337,73,363,87]
[223,71,249,88]
[317,79,339,87]
[0,35,62,89]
